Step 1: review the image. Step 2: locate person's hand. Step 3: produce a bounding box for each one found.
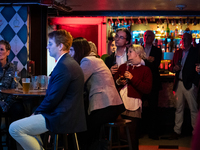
[124,71,133,80]
[0,101,9,113]
[110,64,118,75]
[147,56,155,62]
[0,100,6,107]
[116,76,127,85]
[196,64,200,74]
[173,64,182,72]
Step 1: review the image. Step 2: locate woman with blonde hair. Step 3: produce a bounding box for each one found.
[114,44,152,150]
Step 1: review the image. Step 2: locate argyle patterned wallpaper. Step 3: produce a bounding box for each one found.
[0,6,28,76]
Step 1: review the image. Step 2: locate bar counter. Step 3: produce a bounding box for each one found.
[159,72,176,108]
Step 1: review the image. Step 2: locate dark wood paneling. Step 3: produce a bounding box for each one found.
[29,5,47,75]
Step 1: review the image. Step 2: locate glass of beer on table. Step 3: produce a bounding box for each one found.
[22,78,30,94]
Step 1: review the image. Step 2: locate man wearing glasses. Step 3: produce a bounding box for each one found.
[105,28,131,75]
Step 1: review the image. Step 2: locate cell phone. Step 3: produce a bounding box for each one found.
[120,76,126,80]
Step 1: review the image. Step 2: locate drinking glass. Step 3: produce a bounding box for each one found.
[31,76,38,90]
[22,78,30,94]
[14,71,21,90]
[38,75,47,90]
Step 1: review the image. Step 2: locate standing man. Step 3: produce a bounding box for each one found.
[9,30,87,150]
[142,30,162,140]
[105,28,131,74]
[169,33,200,139]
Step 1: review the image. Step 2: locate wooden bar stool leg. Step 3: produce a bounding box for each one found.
[54,134,58,150]
[125,126,132,150]
[108,127,112,150]
[117,127,121,150]
[63,134,68,150]
[73,133,79,150]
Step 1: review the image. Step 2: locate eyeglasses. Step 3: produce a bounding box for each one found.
[115,34,126,40]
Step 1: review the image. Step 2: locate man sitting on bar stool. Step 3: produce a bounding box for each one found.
[9,30,87,150]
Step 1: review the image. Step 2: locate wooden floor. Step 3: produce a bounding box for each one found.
[139,146,190,150]
[139,134,192,150]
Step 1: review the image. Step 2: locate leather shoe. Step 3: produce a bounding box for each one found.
[148,134,159,140]
[168,132,180,140]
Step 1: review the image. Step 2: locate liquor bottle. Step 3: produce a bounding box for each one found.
[166,23,170,38]
[161,25,165,38]
[175,25,178,38]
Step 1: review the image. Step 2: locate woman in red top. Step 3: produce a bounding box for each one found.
[114,44,152,150]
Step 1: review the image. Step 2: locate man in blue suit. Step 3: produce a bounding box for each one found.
[9,30,87,150]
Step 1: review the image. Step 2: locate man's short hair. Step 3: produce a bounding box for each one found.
[48,30,73,51]
[0,40,11,51]
[116,28,131,45]
[183,32,192,41]
[145,30,155,40]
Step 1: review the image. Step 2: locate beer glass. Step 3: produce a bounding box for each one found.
[22,78,30,94]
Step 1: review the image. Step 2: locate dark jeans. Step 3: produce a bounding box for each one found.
[0,101,25,150]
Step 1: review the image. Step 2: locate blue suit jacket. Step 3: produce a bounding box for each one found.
[35,53,87,134]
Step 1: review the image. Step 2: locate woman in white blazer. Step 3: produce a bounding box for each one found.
[69,37,125,150]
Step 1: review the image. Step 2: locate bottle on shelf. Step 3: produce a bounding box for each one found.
[175,25,178,38]
[161,25,165,38]
[166,23,170,38]
[166,44,169,52]
[178,26,183,38]
[164,38,168,52]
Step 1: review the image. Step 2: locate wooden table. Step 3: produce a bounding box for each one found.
[0,89,46,115]
[0,89,46,97]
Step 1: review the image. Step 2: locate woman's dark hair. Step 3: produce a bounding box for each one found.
[0,40,11,62]
[108,39,114,55]
[72,38,91,64]
[116,28,131,45]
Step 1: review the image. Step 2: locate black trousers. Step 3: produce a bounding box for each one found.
[78,104,125,150]
[0,101,25,150]
[121,115,140,150]
[143,89,159,136]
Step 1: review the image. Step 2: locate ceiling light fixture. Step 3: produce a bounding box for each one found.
[176,4,186,10]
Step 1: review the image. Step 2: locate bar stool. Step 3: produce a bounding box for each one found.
[54,133,79,150]
[1,113,10,149]
[43,132,79,150]
[104,119,132,150]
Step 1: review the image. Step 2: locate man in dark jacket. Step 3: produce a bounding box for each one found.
[9,30,87,150]
[105,28,131,74]
[142,30,162,140]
